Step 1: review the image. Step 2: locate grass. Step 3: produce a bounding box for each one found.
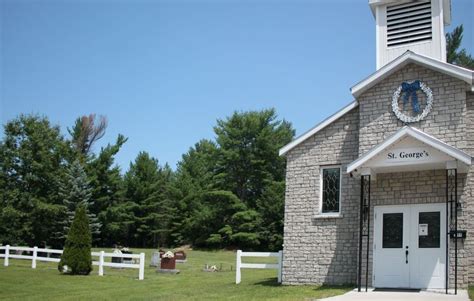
[0,248,352,301]
[469,286,474,300]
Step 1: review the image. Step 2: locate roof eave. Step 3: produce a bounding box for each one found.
[351,51,474,98]
[279,101,358,156]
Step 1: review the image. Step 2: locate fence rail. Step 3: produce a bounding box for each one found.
[0,245,145,280]
[235,250,282,284]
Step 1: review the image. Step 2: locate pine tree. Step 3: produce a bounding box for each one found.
[256,181,286,251]
[86,134,127,246]
[211,109,294,249]
[170,140,218,245]
[214,109,294,208]
[55,160,101,242]
[446,25,474,69]
[123,152,176,247]
[58,205,92,275]
[0,115,73,248]
[68,114,107,157]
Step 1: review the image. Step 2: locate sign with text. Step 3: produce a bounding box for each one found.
[385,147,431,164]
[419,224,428,236]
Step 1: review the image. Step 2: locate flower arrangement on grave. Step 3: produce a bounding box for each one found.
[121,247,130,253]
[162,251,174,258]
[203,264,221,272]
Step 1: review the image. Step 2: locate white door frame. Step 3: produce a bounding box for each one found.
[373,203,446,289]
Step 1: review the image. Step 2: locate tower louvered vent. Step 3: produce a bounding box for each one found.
[387,1,432,47]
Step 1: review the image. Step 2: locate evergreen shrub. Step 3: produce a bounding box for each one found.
[58,206,92,275]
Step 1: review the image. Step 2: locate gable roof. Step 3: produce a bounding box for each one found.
[346,126,472,173]
[351,51,474,98]
[279,101,358,156]
[279,51,474,158]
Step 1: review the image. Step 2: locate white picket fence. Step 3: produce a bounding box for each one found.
[0,245,146,280]
[235,250,283,284]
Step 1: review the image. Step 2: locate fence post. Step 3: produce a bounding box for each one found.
[99,251,104,276]
[235,250,242,284]
[139,252,145,280]
[277,250,283,284]
[4,245,9,267]
[32,246,38,269]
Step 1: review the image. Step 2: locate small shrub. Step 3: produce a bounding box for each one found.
[58,205,92,275]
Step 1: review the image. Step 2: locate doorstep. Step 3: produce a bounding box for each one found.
[315,288,469,301]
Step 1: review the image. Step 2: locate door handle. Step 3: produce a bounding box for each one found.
[405,249,409,264]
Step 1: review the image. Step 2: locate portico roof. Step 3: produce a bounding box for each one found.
[347,126,472,175]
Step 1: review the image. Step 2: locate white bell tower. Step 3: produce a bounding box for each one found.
[370,0,451,69]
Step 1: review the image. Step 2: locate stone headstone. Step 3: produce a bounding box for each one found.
[150,251,160,267]
[174,251,187,263]
[160,257,176,270]
[111,248,123,264]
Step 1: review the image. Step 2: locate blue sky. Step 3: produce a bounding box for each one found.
[1,0,473,171]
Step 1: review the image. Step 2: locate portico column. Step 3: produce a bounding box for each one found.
[446,162,458,294]
[358,173,371,292]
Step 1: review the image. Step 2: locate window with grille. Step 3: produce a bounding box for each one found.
[321,167,341,214]
[387,0,432,47]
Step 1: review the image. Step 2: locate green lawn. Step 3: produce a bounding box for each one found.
[469,286,474,300]
[0,249,352,300]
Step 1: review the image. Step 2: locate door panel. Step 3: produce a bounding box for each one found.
[409,204,446,289]
[374,206,410,288]
[373,204,446,289]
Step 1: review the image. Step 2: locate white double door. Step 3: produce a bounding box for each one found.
[373,203,446,289]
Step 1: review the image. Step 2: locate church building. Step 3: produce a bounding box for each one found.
[279,0,473,292]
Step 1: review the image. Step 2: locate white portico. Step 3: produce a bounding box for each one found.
[347,126,471,290]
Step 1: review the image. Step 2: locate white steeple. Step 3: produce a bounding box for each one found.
[369,0,451,69]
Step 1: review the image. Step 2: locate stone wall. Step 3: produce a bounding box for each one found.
[358,63,470,154]
[466,92,474,286]
[282,106,360,285]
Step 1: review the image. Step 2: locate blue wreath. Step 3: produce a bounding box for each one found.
[401,80,421,114]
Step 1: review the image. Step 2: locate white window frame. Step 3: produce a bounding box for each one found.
[318,165,342,217]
